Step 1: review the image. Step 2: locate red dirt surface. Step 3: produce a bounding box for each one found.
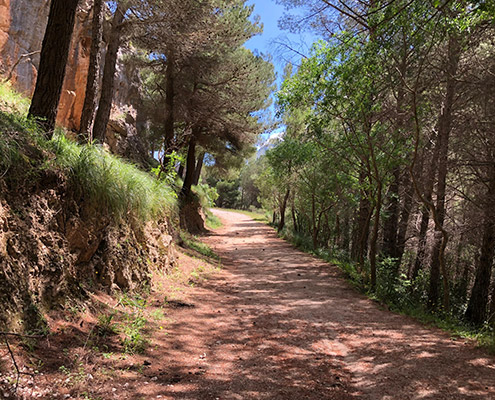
[2,209,495,399]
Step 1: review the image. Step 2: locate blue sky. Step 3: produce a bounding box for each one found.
[245,0,319,88]
[243,1,320,139]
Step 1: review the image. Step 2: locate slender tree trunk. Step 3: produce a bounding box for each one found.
[370,183,382,290]
[396,168,414,264]
[177,163,185,179]
[28,0,79,137]
[291,196,298,233]
[428,36,460,310]
[278,188,290,232]
[181,134,197,197]
[311,193,318,248]
[351,175,371,264]
[192,151,206,186]
[164,49,176,152]
[465,161,495,324]
[410,134,441,280]
[79,0,104,140]
[92,2,128,142]
[382,167,400,260]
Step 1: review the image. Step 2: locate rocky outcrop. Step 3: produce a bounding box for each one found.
[0,169,177,331]
[0,0,148,140]
[0,0,92,130]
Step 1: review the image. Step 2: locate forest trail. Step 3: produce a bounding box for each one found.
[151,209,495,399]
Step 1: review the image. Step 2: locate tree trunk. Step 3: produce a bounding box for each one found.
[465,159,495,324]
[351,181,371,264]
[278,188,290,232]
[79,0,104,140]
[291,197,298,233]
[177,163,185,180]
[28,0,79,136]
[396,168,414,265]
[410,138,440,280]
[164,49,176,152]
[427,36,460,310]
[382,167,400,260]
[192,151,206,186]
[370,183,382,290]
[181,134,197,198]
[92,2,128,142]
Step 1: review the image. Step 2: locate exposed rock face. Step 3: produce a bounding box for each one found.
[0,168,177,331]
[0,0,92,130]
[0,1,148,135]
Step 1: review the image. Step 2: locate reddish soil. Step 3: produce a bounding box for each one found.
[2,209,495,399]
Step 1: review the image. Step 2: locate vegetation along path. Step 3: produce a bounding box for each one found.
[158,209,495,399]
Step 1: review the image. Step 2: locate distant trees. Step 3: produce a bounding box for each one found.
[263,0,495,324]
[28,0,79,136]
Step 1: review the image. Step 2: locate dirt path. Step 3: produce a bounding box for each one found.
[5,209,494,399]
[153,209,495,400]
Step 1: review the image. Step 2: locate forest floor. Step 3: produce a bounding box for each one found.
[2,209,495,399]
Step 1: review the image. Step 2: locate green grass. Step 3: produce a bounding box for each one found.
[0,81,30,114]
[180,231,219,260]
[205,209,222,229]
[51,133,177,222]
[0,81,178,223]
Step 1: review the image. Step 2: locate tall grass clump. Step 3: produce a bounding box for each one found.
[0,81,41,175]
[0,80,30,115]
[52,133,177,221]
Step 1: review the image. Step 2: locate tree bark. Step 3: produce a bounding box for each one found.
[382,167,400,259]
[427,36,460,310]
[181,133,197,197]
[278,188,290,232]
[396,168,414,265]
[28,0,79,137]
[410,138,440,280]
[164,49,176,152]
[79,0,104,140]
[465,153,495,323]
[92,2,128,142]
[192,151,206,186]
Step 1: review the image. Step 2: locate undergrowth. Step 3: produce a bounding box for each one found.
[275,224,495,353]
[52,134,177,222]
[0,80,177,223]
[180,231,219,260]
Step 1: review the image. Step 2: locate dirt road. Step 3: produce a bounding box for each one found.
[146,209,494,400]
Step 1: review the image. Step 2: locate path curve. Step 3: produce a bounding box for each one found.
[161,209,495,399]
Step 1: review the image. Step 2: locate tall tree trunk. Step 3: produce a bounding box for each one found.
[181,133,197,197]
[410,138,440,280]
[351,172,371,263]
[92,2,128,142]
[79,0,104,140]
[278,188,290,232]
[192,151,206,186]
[164,49,176,153]
[28,0,79,137]
[370,183,382,290]
[465,153,495,323]
[382,167,400,259]
[465,208,495,324]
[396,168,414,264]
[291,196,298,233]
[427,36,460,310]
